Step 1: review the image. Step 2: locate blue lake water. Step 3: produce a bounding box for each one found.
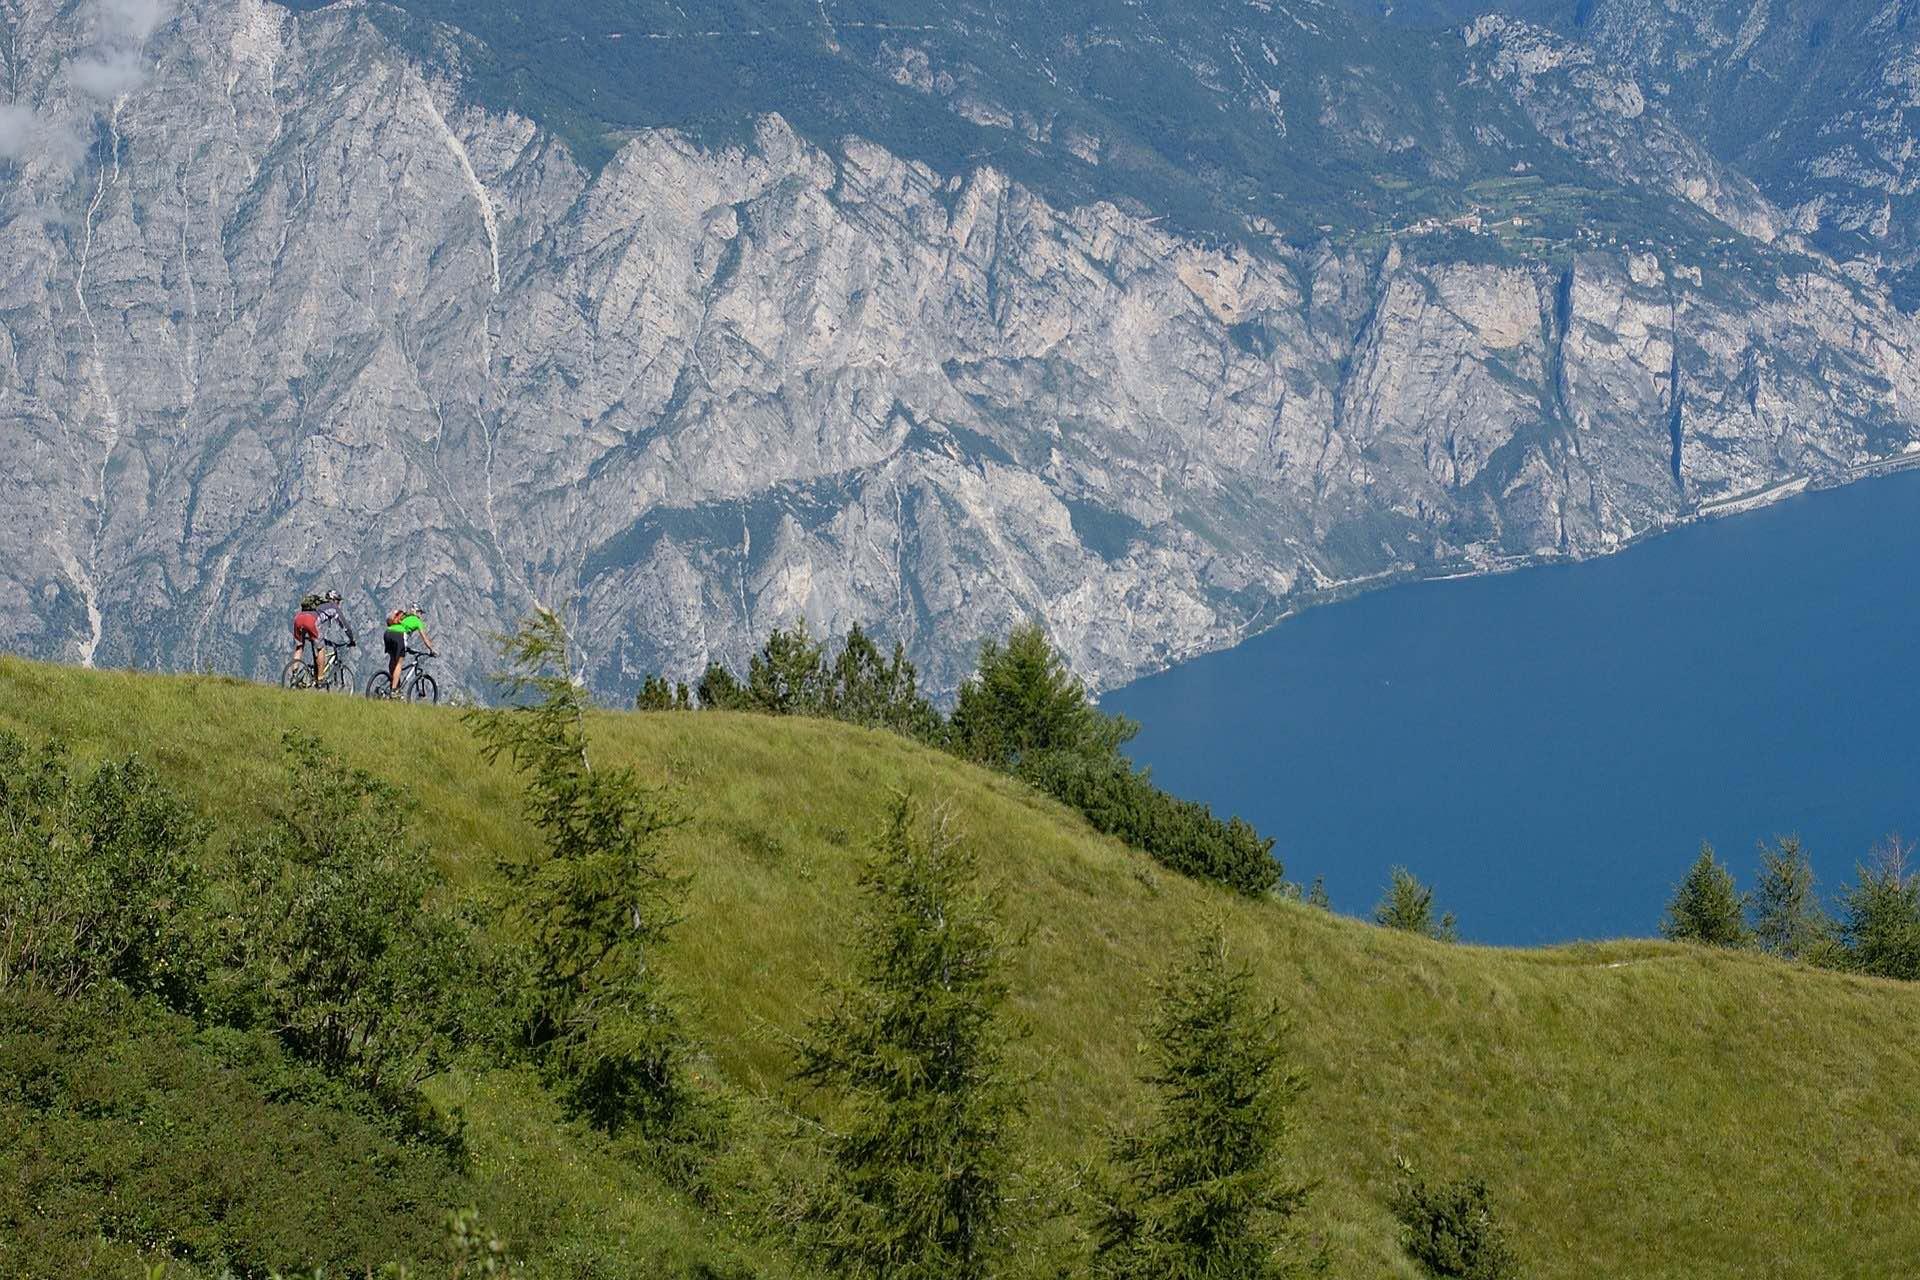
[1107,468,1920,946]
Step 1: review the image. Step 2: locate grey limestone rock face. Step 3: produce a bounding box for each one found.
[1,0,1918,700]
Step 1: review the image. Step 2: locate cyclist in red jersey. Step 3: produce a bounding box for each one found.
[291,590,355,685]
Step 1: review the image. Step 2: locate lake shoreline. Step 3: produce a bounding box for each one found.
[1098,447,1920,700]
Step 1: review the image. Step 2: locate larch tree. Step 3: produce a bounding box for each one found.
[1094,927,1319,1280]
[468,607,698,1137]
[795,797,1022,1280]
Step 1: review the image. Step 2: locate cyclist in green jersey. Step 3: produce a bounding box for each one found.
[383,607,436,694]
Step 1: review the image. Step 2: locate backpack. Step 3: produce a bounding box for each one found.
[299,592,326,612]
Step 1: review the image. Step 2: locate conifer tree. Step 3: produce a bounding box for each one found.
[1094,928,1316,1280]
[747,620,831,714]
[830,623,942,739]
[1748,836,1828,960]
[635,675,692,711]
[1389,1159,1518,1280]
[1662,843,1750,948]
[1374,868,1457,941]
[1838,837,1920,980]
[796,798,1020,1280]
[1306,877,1331,911]
[468,608,696,1135]
[951,622,1133,769]
[696,662,750,710]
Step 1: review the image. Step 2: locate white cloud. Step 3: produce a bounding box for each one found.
[72,48,150,99]
[0,104,36,160]
[0,103,83,170]
[100,0,173,42]
[70,0,174,99]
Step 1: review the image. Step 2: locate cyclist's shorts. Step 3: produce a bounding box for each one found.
[383,627,407,661]
[293,612,321,644]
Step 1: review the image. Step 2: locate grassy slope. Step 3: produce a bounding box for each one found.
[3,656,1916,1278]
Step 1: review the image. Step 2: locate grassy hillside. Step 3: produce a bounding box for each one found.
[3,655,1917,1277]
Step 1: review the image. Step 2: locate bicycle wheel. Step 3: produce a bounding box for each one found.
[364,671,395,700]
[325,659,352,693]
[409,672,439,705]
[282,660,314,690]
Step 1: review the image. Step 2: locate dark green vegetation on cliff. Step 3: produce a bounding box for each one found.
[276,0,1800,268]
[2,656,1918,1277]
[289,0,1568,239]
[269,0,1920,288]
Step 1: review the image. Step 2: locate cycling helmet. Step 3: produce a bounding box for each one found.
[324,589,342,603]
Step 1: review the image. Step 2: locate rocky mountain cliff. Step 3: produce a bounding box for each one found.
[3,0,1919,698]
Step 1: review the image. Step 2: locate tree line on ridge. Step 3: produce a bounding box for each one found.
[1661,836,1920,979]
[644,619,1283,899]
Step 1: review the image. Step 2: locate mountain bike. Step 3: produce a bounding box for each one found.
[364,649,439,704]
[281,640,354,693]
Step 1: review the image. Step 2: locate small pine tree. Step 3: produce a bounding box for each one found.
[1389,1159,1519,1280]
[467,608,697,1136]
[829,623,942,739]
[1662,843,1750,948]
[1838,836,1920,981]
[635,675,680,711]
[1306,877,1331,911]
[795,798,1020,1280]
[747,620,831,714]
[1374,868,1457,942]
[695,662,750,710]
[1748,836,1829,960]
[1095,928,1316,1280]
[950,621,1133,770]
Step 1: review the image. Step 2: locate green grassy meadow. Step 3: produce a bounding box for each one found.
[2,656,1916,1278]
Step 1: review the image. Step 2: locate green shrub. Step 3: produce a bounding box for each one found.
[1389,1160,1518,1280]
[0,990,469,1279]
[1021,748,1280,897]
[691,619,1284,898]
[0,735,207,1006]
[206,735,481,1099]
